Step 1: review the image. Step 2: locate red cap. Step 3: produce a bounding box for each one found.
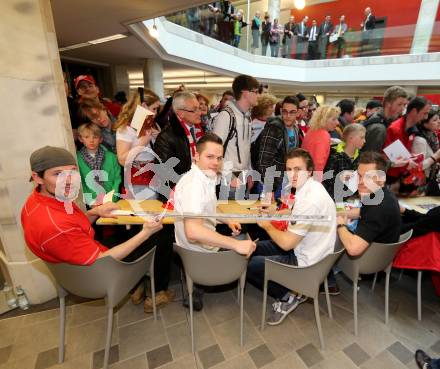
[74,75,96,89]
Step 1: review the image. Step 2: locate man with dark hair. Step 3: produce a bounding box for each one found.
[337,151,401,256]
[213,75,259,198]
[213,90,234,113]
[363,86,409,152]
[296,16,309,60]
[254,96,302,196]
[384,96,431,187]
[282,16,298,58]
[318,15,334,59]
[307,19,320,60]
[365,100,382,118]
[247,148,336,325]
[333,99,356,138]
[296,93,310,126]
[174,132,256,309]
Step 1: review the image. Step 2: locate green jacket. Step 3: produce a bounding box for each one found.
[77,146,122,204]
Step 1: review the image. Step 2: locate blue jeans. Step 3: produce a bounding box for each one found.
[233,35,241,47]
[432,359,440,369]
[247,240,297,299]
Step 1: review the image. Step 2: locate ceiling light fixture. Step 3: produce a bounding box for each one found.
[59,34,128,52]
[294,0,306,10]
[149,19,159,39]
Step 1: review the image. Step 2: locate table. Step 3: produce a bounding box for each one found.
[97,199,265,225]
[398,196,440,214]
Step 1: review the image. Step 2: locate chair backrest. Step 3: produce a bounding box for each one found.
[339,230,413,280]
[265,248,345,298]
[173,244,247,286]
[46,247,155,307]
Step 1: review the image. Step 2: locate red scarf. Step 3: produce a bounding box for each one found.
[179,119,203,159]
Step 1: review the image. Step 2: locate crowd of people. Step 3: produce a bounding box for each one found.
[21,72,440,334]
[170,1,378,59]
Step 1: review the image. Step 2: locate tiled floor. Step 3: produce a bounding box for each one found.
[1,271,440,369]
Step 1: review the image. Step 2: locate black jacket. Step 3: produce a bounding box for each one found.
[362,108,395,152]
[364,14,376,30]
[153,112,192,185]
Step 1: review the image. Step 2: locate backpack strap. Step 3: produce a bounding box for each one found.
[222,106,242,164]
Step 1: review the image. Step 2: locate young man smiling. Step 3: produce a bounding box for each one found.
[247,148,337,325]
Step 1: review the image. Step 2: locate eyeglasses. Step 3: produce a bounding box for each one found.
[180,107,201,113]
[281,109,298,116]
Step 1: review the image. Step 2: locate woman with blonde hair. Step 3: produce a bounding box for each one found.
[301,105,340,178]
[114,88,161,199]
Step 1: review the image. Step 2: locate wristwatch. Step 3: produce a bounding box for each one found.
[337,224,347,230]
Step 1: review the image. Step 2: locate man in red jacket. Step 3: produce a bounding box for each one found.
[384,96,431,186]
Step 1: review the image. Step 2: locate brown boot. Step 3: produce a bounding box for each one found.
[131,283,145,305]
[144,289,175,313]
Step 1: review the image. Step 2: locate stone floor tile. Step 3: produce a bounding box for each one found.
[211,353,255,369]
[116,298,150,328]
[118,317,167,360]
[0,346,12,365]
[160,301,187,328]
[166,315,216,358]
[431,340,440,354]
[109,354,147,369]
[22,308,72,327]
[211,316,264,359]
[262,351,307,369]
[146,344,173,369]
[159,354,197,369]
[34,347,59,369]
[387,341,413,365]
[66,317,118,358]
[312,351,360,369]
[361,350,408,369]
[248,344,275,368]
[204,291,241,327]
[296,343,324,367]
[389,314,438,349]
[92,345,119,369]
[343,342,370,366]
[197,344,225,369]
[69,300,107,327]
[51,353,92,369]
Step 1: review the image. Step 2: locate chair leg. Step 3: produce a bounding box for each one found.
[385,267,391,325]
[58,296,66,363]
[371,272,378,292]
[417,271,422,321]
[261,277,268,330]
[103,307,114,369]
[150,269,157,321]
[239,273,246,346]
[187,276,195,354]
[324,278,333,319]
[353,280,358,336]
[313,298,325,350]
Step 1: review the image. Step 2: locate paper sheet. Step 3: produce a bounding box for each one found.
[130,105,155,136]
[383,139,411,162]
[102,190,115,204]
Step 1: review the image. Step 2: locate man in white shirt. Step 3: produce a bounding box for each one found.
[247,148,337,325]
[174,133,257,309]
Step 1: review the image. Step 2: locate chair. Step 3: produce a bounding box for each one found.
[173,244,247,353]
[261,248,345,350]
[338,230,412,336]
[45,247,157,369]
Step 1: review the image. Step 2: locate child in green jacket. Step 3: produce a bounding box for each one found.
[77,123,121,205]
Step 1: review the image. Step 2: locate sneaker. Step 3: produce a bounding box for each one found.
[415,350,432,369]
[131,283,145,305]
[319,284,341,296]
[182,288,204,311]
[144,289,175,313]
[267,293,308,326]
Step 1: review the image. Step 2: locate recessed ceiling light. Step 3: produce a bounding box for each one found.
[294,0,306,10]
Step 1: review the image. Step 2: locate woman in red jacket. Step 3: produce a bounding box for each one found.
[301,105,340,181]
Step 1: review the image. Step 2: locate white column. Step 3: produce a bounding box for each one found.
[411,0,440,54]
[143,59,164,101]
[111,65,130,96]
[0,0,76,303]
[404,86,419,97]
[268,0,280,21]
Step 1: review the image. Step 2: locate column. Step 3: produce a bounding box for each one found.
[0,0,76,303]
[411,0,440,54]
[268,0,280,21]
[111,65,130,96]
[404,86,419,97]
[143,59,164,101]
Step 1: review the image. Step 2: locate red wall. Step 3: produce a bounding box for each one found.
[290,0,422,56]
[429,5,440,52]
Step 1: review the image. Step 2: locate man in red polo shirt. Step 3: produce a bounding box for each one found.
[384,96,431,186]
[21,146,162,266]
[74,75,121,118]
